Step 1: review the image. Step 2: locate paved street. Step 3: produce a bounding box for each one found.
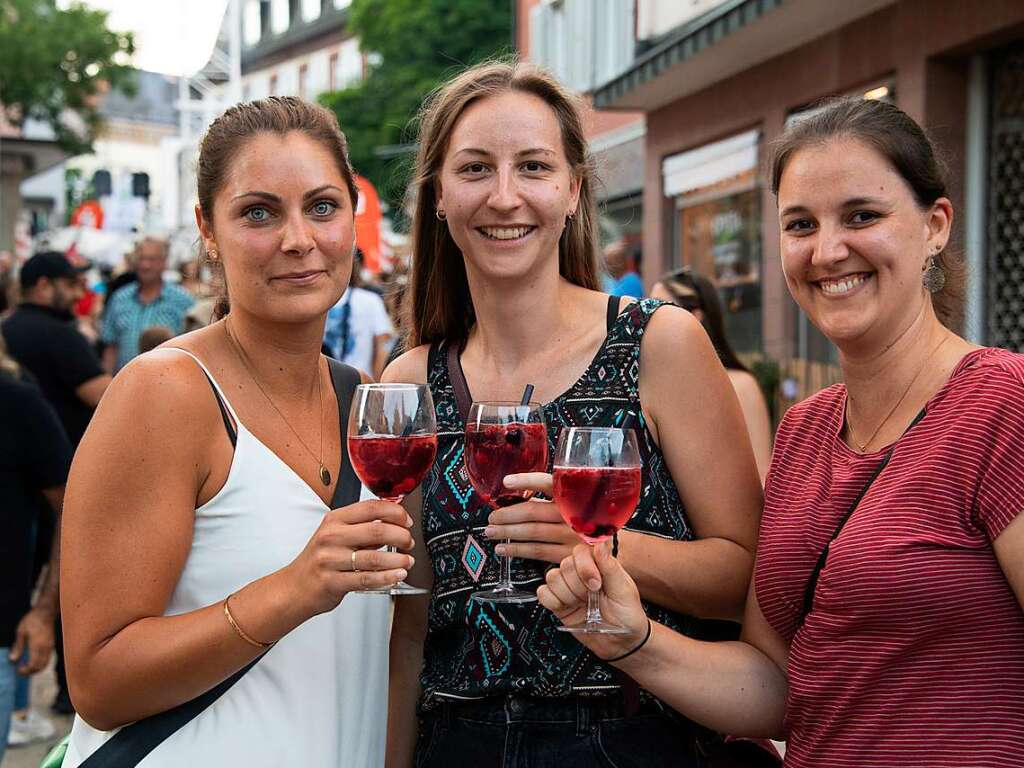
[2,663,73,768]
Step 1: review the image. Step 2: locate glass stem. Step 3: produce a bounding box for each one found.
[499,539,513,589]
[586,588,602,625]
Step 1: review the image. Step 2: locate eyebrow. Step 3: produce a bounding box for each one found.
[231,185,346,203]
[780,196,888,218]
[452,147,557,158]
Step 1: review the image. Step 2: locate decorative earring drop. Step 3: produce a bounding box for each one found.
[923,250,945,293]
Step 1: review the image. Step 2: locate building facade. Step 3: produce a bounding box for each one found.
[591,0,1024,376]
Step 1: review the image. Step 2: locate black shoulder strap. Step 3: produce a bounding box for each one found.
[79,360,363,767]
[606,294,620,331]
[446,341,472,424]
[797,406,928,627]
[199,371,237,447]
[327,357,363,507]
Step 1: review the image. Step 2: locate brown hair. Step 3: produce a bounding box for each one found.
[196,96,360,319]
[0,334,20,378]
[770,96,964,331]
[404,59,600,348]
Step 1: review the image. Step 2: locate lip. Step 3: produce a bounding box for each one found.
[475,225,537,244]
[272,270,326,285]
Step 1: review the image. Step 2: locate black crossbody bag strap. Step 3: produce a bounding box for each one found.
[797,407,928,627]
[80,359,364,767]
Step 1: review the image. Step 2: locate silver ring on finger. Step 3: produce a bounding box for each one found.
[351,549,360,572]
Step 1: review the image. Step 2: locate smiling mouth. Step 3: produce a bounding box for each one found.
[477,226,536,241]
[274,270,324,281]
[816,272,872,295]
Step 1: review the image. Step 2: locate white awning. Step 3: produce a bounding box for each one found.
[662,129,759,198]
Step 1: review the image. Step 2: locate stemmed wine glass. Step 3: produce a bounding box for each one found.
[348,383,437,596]
[552,427,641,634]
[464,401,548,604]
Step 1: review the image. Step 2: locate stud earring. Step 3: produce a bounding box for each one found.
[208,249,219,261]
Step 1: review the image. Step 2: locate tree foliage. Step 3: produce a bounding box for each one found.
[319,0,512,211]
[0,0,135,154]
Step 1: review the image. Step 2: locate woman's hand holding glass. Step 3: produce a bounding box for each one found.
[537,542,649,660]
[287,500,415,617]
[485,472,580,565]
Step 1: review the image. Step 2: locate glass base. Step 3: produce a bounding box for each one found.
[359,580,429,596]
[557,620,631,635]
[470,586,538,604]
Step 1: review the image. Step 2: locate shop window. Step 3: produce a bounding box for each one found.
[664,129,762,355]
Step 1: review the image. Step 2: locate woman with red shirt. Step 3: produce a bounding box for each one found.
[535,97,1024,766]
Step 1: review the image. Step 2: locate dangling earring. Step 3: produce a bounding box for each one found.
[208,248,219,262]
[923,248,945,293]
[435,209,447,221]
[565,210,575,227]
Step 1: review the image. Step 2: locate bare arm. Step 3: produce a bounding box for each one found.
[382,347,433,768]
[74,373,112,408]
[100,345,117,374]
[62,352,414,730]
[624,306,762,619]
[539,543,789,738]
[729,370,773,484]
[994,513,1024,610]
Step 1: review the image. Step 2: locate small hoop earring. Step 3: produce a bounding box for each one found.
[923,254,946,293]
[435,209,446,221]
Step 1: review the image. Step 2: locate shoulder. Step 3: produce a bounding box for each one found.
[98,348,210,420]
[728,369,766,407]
[774,384,844,443]
[639,299,712,357]
[106,285,135,309]
[951,347,1024,397]
[382,343,431,385]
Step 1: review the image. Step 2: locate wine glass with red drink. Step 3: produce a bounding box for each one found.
[348,383,437,596]
[465,401,548,604]
[552,427,641,634]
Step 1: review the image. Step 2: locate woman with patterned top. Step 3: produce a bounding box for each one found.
[538,98,1024,768]
[382,60,763,767]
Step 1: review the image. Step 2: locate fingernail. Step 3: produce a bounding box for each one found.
[406,515,414,527]
[395,569,408,580]
[588,579,601,591]
[503,476,518,488]
[495,544,507,555]
[483,526,496,538]
[407,556,416,567]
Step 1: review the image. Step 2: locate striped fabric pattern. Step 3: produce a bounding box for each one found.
[755,347,1024,767]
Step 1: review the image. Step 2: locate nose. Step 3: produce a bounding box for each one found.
[281,209,315,256]
[486,164,523,213]
[810,223,851,269]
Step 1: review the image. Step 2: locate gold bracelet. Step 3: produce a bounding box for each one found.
[223,593,273,649]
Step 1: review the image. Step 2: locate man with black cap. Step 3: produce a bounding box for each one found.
[2,252,111,447]
[2,252,112,715]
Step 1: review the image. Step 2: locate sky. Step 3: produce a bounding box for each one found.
[67,0,229,77]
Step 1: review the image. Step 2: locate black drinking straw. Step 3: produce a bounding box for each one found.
[520,384,535,406]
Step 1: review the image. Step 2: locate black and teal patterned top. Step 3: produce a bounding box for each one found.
[419,298,728,709]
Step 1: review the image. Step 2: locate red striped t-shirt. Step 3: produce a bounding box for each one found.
[756,347,1024,767]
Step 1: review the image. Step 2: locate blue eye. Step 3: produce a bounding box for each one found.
[310,200,337,216]
[245,206,270,222]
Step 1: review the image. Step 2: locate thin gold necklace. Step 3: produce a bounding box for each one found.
[847,335,950,453]
[224,319,331,486]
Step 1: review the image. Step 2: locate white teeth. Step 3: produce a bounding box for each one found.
[820,274,868,295]
[480,226,532,240]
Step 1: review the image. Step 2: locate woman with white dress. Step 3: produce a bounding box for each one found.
[57,97,406,767]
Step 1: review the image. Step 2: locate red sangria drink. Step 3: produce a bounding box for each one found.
[348,434,438,503]
[552,426,641,634]
[465,401,548,604]
[348,383,437,596]
[465,422,548,508]
[552,466,641,544]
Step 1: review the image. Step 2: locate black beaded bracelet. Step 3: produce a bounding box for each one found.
[603,619,653,663]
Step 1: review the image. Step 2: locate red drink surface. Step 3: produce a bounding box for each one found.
[348,434,438,502]
[553,466,641,543]
[465,422,548,507]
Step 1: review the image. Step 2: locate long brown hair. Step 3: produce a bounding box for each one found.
[404,59,600,348]
[770,96,964,331]
[196,97,360,319]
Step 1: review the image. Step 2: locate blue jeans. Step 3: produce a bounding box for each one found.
[415,694,704,768]
[0,649,17,763]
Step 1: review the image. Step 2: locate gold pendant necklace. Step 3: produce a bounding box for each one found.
[847,335,950,453]
[225,320,331,486]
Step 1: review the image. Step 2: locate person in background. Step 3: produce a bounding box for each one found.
[100,237,194,372]
[138,326,175,355]
[323,249,394,379]
[651,268,772,481]
[604,240,644,297]
[0,336,69,761]
[538,96,1024,767]
[0,250,15,317]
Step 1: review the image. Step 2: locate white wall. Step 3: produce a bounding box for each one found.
[636,0,730,40]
